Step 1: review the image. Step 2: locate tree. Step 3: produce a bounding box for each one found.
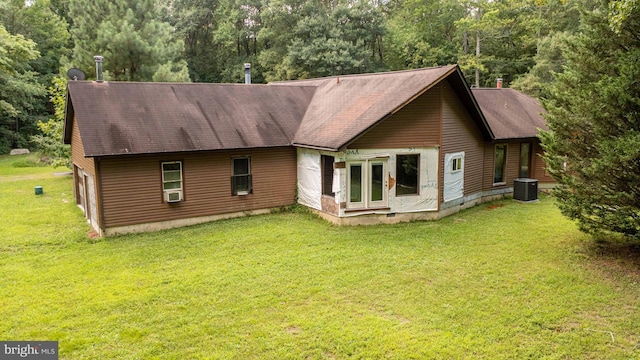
[384,0,464,69]
[31,76,69,167]
[511,31,574,97]
[541,0,640,239]
[0,25,46,153]
[69,0,190,82]
[260,1,386,81]
[0,0,70,79]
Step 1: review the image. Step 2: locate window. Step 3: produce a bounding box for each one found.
[162,161,183,202]
[519,143,531,178]
[349,163,363,204]
[452,157,462,172]
[162,161,182,190]
[321,155,335,196]
[494,144,507,184]
[232,157,252,195]
[396,154,419,195]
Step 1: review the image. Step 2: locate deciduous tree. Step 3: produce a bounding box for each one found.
[0,25,46,153]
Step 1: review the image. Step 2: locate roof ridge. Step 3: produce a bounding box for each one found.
[270,65,457,84]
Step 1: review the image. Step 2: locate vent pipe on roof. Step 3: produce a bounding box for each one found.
[496,78,503,89]
[244,63,251,84]
[94,55,104,83]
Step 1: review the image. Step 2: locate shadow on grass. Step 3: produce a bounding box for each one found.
[583,235,640,279]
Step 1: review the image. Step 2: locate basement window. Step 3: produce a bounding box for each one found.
[396,154,419,196]
[232,157,252,195]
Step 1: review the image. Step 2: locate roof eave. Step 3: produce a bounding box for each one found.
[62,87,74,144]
[292,143,340,152]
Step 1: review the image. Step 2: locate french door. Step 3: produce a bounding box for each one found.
[347,159,388,209]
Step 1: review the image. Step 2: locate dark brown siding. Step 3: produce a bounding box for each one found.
[348,85,441,149]
[71,118,95,175]
[532,141,555,182]
[482,141,528,191]
[441,80,486,200]
[98,147,297,228]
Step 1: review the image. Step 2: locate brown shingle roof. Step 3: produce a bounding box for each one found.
[64,81,316,156]
[472,88,547,140]
[67,66,538,158]
[283,65,493,150]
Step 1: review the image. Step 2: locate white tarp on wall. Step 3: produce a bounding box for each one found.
[297,147,440,216]
[443,151,464,202]
[296,148,322,210]
[340,148,439,215]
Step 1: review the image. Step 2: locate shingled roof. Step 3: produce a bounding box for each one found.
[276,65,493,151]
[67,66,545,158]
[64,82,316,157]
[471,88,546,140]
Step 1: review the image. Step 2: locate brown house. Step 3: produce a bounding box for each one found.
[64,65,552,236]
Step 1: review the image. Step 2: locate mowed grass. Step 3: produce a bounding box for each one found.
[1,155,640,359]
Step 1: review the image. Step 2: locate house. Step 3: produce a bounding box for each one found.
[63,65,552,236]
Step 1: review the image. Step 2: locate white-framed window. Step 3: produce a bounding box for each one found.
[232,157,252,195]
[452,156,462,172]
[162,161,183,202]
[396,154,419,196]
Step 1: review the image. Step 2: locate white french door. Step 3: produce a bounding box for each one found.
[347,159,388,209]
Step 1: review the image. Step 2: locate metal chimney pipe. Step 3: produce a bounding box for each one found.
[496,78,503,89]
[244,63,251,84]
[94,55,104,83]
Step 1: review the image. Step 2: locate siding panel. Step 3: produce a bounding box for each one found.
[99,147,297,228]
[71,118,95,174]
[482,141,533,191]
[349,85,441,149]
[441,80,486,201]
[532,141,555,183]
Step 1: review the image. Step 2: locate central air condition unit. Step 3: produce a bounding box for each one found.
[165,190,183,203]
[513,178,538,201]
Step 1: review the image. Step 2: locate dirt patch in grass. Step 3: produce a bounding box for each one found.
[485,203,505,210]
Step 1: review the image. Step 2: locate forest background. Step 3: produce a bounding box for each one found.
[0,0,602,154]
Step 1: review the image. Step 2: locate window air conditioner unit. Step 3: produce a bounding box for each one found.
[165,190,183,203]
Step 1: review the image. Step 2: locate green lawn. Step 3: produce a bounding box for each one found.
[1,154,639,359]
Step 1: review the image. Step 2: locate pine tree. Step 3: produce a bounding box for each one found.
[69,0,190,82]
[541,1,640,239]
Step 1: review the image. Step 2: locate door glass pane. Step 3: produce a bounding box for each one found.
[349,164,362,203]
[519,143,531,178]
[494,145,506,183]
[370,163,383,202]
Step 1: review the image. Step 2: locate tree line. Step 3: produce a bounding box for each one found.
[1,0,597,154]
